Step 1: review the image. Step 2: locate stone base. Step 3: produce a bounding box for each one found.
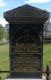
[6,76,46,80]
[6,79,43,80]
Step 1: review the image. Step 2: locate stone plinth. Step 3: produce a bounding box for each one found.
[6,79,43,80]
[6,76,46,80]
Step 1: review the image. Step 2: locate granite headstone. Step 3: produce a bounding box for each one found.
[4,4,49,79]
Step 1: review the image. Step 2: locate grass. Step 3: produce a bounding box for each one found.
[43,44,51,69]
[0,44,51,80]
[0,44,9,80]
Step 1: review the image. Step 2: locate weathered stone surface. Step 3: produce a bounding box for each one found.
[4,4,49,79]
[4,4,49,23]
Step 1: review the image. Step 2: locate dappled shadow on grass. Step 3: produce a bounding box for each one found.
[0,73,9,80]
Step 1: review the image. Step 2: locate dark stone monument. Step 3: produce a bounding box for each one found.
[4,4,49,79]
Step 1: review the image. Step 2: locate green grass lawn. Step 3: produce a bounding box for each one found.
[43,44,51,69]
[0,44,51,80]
[0,44,9,80]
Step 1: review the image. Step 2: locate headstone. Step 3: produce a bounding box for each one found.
[4,4,49,79]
